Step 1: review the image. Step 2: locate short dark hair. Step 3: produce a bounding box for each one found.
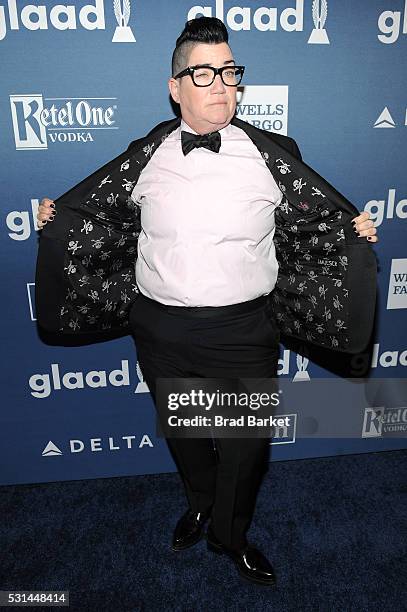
[171,17,229,77]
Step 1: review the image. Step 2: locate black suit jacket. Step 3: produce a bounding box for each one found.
[35,116,377,353]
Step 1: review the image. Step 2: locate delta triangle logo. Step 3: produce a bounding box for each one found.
[42,441,63,457]
[374,107,396,128]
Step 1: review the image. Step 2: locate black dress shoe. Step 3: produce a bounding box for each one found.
[172,509,210,551]
[206,527,276,586]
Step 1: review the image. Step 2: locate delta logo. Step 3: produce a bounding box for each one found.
[373,107,407,129]
[42,434,154,456]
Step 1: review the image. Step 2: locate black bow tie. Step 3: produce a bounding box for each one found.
[181,130,221,156]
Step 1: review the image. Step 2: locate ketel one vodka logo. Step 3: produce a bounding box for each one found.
[9,95,118,150]
[362,407,407,438]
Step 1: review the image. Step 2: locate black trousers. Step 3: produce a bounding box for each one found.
[129,293,280,551]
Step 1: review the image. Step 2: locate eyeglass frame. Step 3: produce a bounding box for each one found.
[173,64,245,87]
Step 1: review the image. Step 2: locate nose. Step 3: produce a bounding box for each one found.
[211,73,226,94]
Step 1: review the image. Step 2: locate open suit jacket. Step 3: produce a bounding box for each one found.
[35,116,377,354]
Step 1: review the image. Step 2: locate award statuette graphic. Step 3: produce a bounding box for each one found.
[135,361,149,393]
[308,0,330,45]
[112,0,136,43]
[293,354,310,382]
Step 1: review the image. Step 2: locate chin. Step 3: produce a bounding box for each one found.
[207,108,231,124]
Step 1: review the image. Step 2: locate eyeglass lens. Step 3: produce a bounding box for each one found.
[193,67,243,86]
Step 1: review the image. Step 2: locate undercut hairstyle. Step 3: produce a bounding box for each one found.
[171,17,229,77]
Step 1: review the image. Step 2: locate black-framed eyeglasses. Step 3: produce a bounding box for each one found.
[174,64,245,87]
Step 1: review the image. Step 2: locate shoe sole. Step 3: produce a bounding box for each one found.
[207,539,276,587]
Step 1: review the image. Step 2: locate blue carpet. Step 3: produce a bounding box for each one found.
[1,450,406,611]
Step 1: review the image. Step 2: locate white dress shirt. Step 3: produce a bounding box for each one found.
[131,119,283,306]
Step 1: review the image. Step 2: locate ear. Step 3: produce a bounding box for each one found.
[168,78,180,104]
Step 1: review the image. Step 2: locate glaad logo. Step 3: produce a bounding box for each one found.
[0,1,136,43]
[42,434,153,456]
[188,0,330,43]
[350,343,407,376]
[10,95,118,150]
[6,198,40,240]
[377,0,407,44]
[387,259,407,310]
[236,85,288,135]
[29,360,130,398]
[277,349,311,379]
[364,189,407,227]
[362,407,407,437]
[0,0,105,41]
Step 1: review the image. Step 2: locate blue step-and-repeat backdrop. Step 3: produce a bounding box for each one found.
[1,0,406,486]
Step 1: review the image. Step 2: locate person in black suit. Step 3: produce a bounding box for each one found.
[36,17,378,587]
